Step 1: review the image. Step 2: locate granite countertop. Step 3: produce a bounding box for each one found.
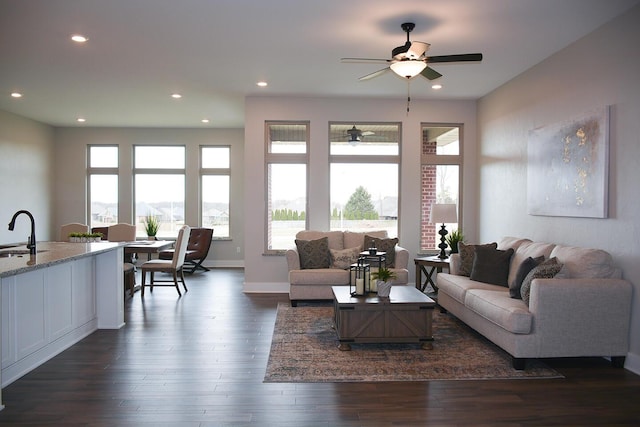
[0,241,123,278]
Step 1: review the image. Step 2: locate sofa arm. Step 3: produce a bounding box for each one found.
[394,245,409,269]
[529,278,632,354]
[285,247,301,271]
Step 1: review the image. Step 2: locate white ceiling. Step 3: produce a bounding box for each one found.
[1,0,638,128]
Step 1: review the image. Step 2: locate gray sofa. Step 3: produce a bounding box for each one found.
[437,236,633,370]
[286,230,409,306]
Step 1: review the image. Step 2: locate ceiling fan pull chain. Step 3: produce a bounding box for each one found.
[406,79,411,115]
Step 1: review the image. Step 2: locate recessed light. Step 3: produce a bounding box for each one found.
[171,93,182,99]
[10,92,23,98]
[201,119,210,123]
[432,84,442,90]
[71,34,88,43]
[256,81,268,87]
[77,117,86,123]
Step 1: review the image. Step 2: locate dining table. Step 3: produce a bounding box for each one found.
[124,240,174,261]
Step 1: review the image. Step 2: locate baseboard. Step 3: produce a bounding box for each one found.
[243,281,289,294]
[203,260,244,269]
[624,351,640,375]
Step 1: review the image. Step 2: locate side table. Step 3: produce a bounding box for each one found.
[414,256,450,299]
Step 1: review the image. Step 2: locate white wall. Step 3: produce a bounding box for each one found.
[477,5,640,372]
[243,96,478,292]
[0,110,54,244]
[52,127,245,266]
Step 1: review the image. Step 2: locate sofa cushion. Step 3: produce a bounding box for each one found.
[458,242,498,277]
[497,236,531,251]
[470,246,514,287]
[520,258,563,305]
[436,273,505,304]
[344,230,386,250]
[464,289,533,334]
[363,235,398,267]
[289,268,350,285]
[509,256,544,299]
[507,241,556,289]
[295,230,345,251]
[295,237,331,269]
[549,244,621,279]
[330,246,361,269]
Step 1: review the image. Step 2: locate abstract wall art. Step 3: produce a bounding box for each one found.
[527,106,609,218]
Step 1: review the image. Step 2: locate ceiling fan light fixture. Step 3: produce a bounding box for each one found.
[390,60,427,79]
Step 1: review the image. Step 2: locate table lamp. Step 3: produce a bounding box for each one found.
[429,203,458,259]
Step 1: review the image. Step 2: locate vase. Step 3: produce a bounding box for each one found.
[377,281,392,298]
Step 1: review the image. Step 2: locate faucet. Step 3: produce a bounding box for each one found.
[8,210,37,255]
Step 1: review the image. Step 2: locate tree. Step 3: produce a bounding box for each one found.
[343,186,378,220]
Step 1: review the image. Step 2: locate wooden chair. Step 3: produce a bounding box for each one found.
[91,226,109,240]
[60,223,89,241]
[107,223,137,298]
[140,225,191,296]
[158,227,213,274]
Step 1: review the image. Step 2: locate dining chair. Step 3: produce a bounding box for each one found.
[60,223,89,241]
[107,223,137,298]
[158,227,213,274]
[140,225,191,297]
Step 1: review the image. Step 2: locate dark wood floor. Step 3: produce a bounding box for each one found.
[0,268,639,426]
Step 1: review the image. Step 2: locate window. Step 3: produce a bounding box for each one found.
[265,122,309,252]
[329,123,400,237]
[88,146,118,228]
[201,146,230,238]
[420,124,463,252]
[134,146,185,238]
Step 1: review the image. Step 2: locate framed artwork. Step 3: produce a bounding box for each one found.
[527,107,609,218]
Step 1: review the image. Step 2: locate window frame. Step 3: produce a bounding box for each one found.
[419,123,464,254]
[264,121,310,254]
[200,145,231,239]
[87,145,119,228]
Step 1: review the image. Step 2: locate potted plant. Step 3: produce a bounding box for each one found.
[143,216,160,239]
[371,266,397,298]
[445,229,464,254]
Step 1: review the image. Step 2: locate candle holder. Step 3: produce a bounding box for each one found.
[349,262,370,296]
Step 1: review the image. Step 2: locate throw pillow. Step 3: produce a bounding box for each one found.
[509,256,545,298]
[330,246,361,270]
[469,246,514,287]
[295,237,330,269]
[363,235,399,267]
[520,257,563,306]
[458,242,498,277]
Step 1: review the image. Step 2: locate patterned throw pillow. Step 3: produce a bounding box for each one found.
[363,235,399,267]
[509,256,545,298]
[295,237,330,269]
[330,246,361,269]
[520,257,563,306]
[458,242,498,277]
[469,246,514,287]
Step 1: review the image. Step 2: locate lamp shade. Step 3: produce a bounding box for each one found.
[430,203,458,224]
[390,59,427,78]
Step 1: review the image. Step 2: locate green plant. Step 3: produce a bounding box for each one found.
[371,266,397,283]
[445,229,464,253]
[143,216,160,236]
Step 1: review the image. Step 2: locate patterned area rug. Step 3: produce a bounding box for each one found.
[264,303,563,382]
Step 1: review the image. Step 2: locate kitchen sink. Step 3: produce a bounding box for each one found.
[0,249,47,258]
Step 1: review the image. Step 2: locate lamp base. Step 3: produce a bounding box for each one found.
[438,224,449,259]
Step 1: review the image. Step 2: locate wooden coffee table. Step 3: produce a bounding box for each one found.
[332,285,435,351]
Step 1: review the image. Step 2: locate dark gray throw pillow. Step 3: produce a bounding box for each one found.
[363,235,398,268]
[509,256,545,299]
[469,246,514,287]
[458,242,498,277]
[295,237,330,269]
[520,257,563,306]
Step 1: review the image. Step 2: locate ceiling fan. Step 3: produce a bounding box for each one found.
[346,125,375,144]
[341,22,483,82]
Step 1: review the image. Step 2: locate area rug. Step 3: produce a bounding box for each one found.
[264,303,563,382]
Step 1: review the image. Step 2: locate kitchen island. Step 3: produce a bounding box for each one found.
[0,241,124,409]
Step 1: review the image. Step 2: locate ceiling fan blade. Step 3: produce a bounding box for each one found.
[361,131,375,136]
[421,66,442,80]
[341,57,390,64]
[427,53,483,63]
[407,41,430,59]
[359,67,390,81]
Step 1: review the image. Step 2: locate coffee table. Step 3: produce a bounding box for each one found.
[332,285,435,351]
